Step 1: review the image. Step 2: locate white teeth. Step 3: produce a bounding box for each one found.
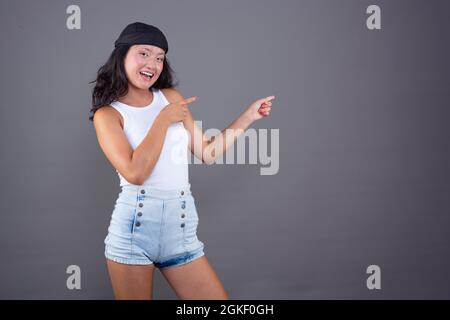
[140,71,153,78]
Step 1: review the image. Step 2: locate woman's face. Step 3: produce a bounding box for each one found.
[123,44,165,90]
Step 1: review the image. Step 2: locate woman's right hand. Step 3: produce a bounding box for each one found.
[159,96,198,124]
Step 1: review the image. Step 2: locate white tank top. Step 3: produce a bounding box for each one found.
[109,87,190,189]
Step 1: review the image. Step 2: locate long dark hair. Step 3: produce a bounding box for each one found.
[89,44,178,121]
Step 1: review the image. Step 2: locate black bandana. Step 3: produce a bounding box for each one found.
[114,22,169,53]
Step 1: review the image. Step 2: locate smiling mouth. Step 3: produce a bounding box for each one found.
[139,71,154,80]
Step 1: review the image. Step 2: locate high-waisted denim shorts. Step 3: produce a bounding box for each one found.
[104,183,205,268]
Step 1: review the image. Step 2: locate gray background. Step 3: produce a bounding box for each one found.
[0,0,449,299]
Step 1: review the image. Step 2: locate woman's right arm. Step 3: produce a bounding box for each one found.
[93,106,170,185]
[93,96,197,185]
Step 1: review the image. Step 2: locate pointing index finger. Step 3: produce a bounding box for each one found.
[259,95,275,104]
[183,96,198,105]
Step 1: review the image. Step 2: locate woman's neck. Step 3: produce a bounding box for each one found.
[118,86,154,107]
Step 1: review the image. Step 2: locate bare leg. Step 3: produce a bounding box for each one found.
[160,255,229,300]
[106,258,156,300]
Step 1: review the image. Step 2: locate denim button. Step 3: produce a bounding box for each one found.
[181,223,185,228]
[136,222,141,227]
[137,212,142,217]
[140,189,145,194]
[181,204,186,209]
[139,203,143,207]
[181,214,185,218]
[181,191,184,195]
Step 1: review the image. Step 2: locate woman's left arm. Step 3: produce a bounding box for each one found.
[200,95,274,164]
[162,88,274,164]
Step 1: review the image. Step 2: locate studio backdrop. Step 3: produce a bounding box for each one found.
[0,0,449,299]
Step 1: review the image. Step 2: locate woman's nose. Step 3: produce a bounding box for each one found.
[145,62,156,69]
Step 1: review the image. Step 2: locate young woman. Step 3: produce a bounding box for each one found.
[89,22,274,300]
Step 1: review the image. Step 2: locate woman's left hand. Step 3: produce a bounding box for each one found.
[245,95,275,122]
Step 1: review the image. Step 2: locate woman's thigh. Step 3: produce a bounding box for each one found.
[106,259,156,300]
[159,255,229,300]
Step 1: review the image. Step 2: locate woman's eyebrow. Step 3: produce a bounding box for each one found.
[141,47,165,56]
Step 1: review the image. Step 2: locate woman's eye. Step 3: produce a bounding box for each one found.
[139,52,163,61]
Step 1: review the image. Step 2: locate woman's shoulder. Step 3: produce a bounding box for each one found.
[160,87,184,104]
[93,105,124,129]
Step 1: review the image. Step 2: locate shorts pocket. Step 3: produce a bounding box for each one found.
[115,190,138,208]
[186,195,199,218]
[110,202,137,235]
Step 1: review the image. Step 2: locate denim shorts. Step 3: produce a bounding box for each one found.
[104,183,205,268]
